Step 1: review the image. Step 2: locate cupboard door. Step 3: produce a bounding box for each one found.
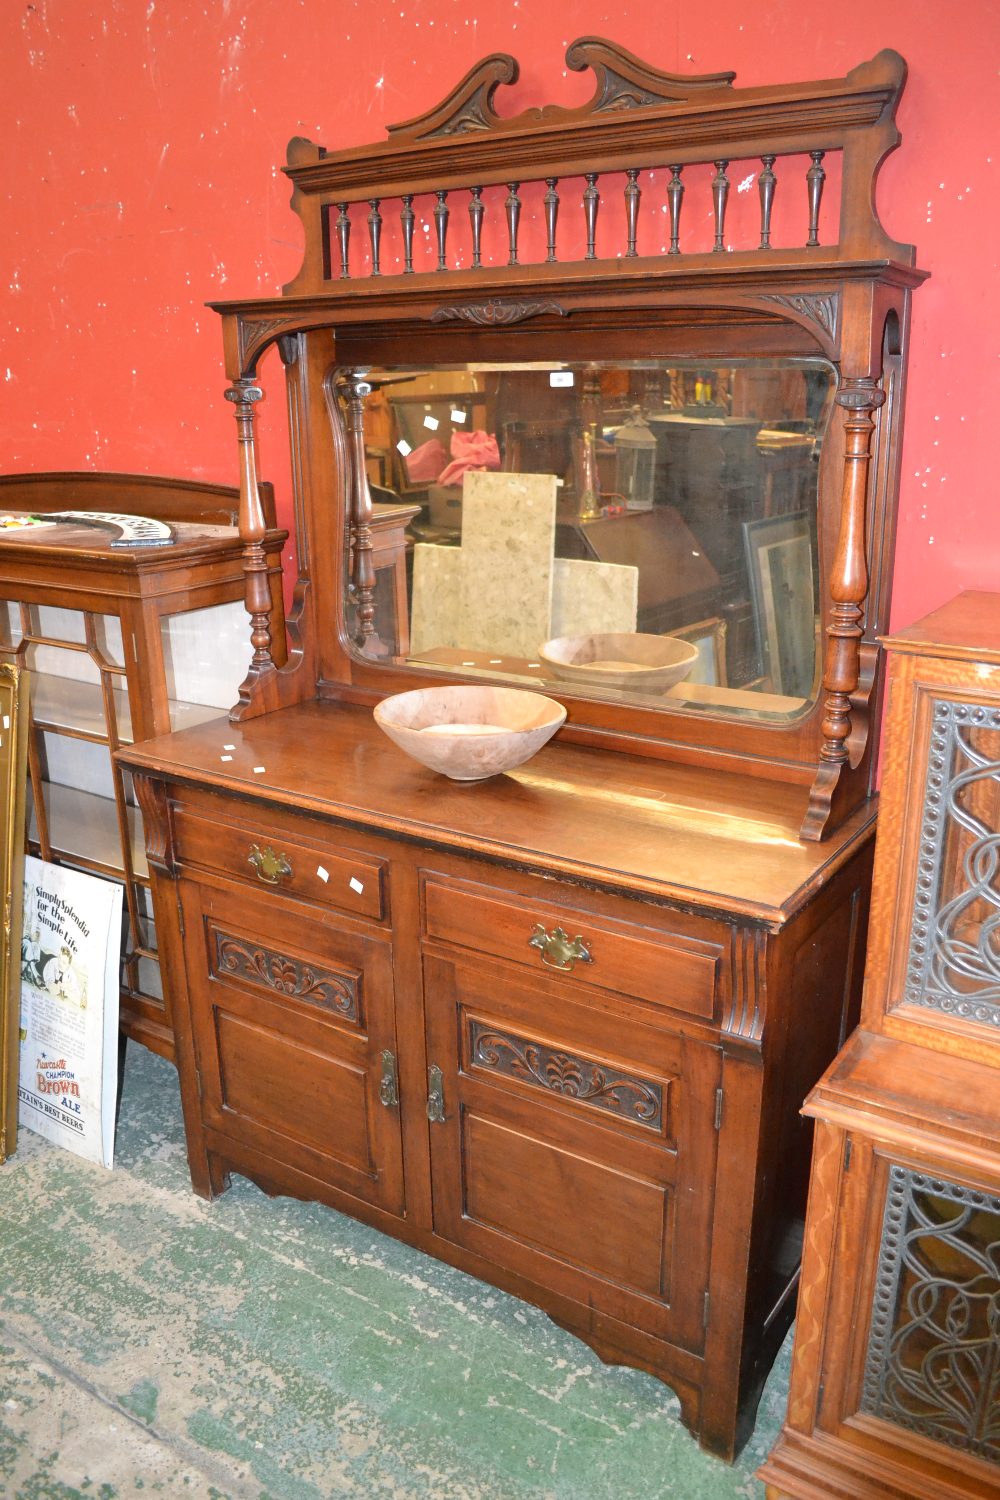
[179,877,404,1216]
[423,953,721,1353]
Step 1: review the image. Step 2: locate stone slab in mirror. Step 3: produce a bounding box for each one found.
[346,358,834,722]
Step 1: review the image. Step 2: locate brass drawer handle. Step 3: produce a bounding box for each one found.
[248,843,293,885]
[426,1064,446,1124]
[529,923,593,973]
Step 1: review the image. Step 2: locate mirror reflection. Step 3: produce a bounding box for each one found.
[348,359,833,720]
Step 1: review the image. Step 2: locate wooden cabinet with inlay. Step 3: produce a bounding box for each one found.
[760,594,1000,1500]
[118,38,923,1460]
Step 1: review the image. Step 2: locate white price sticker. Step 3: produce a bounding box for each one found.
[450,408,467,424]
[349,876,364,895]
[549,371,574,388]
[396,439,413,456]
[316,866,329,883]
[423,414,440,431]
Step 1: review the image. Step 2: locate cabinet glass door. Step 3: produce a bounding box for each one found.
[899,698,1000,1033]
[860,1161,1000,1465]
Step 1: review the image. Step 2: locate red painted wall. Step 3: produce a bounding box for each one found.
[3,1,998,629]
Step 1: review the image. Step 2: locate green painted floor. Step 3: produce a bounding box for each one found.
[0,1045,789,1499]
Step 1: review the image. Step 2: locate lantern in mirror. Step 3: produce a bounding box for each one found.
[615,406,658,512]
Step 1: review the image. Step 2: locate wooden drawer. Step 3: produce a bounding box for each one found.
[172,803,386,923]
[422,873,722,1021]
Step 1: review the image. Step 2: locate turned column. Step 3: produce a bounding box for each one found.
[224,377,274,670]
[819,377,886,768]
[338,370,381,651]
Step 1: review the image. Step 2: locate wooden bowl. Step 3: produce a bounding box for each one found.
[538,632,699,691]
[374,685,566,781]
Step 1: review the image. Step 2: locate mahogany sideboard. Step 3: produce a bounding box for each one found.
[118,39,924,1457]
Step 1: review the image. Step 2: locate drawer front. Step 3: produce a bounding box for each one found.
[423,952,721,1352]
[179,877,404,1216]
[423,873,721,1022]
[173,804,385,923]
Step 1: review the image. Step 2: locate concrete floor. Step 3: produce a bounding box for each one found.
[0,1044,790,1499]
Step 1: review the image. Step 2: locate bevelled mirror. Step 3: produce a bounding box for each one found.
[343,356,833,722]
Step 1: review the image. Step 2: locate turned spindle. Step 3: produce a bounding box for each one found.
[806,150,826,247]
[712,160,730,252]
[335,203,351,279]
[367,199,382,276]
[544,178,559,263]
[434,190,449,270]
[666,165,684,255]
[400,196,415,274]
[583,173,600,260]
[469,186,484,269]
[624,169,641,257]
[758,156,776,249]
[505,182,521,266]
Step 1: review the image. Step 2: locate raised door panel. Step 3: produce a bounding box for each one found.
[178,876,404,1217]
[423,952,721,1353]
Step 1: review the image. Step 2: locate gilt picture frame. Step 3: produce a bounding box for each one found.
[743,511,817,699]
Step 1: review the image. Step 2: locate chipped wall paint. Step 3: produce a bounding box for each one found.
[2,0,999,627]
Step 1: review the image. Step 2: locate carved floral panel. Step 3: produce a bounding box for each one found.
[468,1018,665,1132]
[209,925,361,1023]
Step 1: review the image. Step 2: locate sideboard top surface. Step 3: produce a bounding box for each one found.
[118,700,876,922]
[883,589,1000,664]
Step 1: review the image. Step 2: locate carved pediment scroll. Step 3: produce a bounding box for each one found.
[387,37,735,143]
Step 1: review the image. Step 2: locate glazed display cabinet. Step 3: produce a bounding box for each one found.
[0,473,285,1060]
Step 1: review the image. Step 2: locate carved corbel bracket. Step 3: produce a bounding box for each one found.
[133,775,176,878]
[721,927,767,1048]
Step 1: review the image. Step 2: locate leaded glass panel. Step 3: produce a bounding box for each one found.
[903,698,1000,1029]
[861,1164,1000,1462]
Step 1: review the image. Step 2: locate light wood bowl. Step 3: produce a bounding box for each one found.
[539,632,699,691]
[374,685,566,781]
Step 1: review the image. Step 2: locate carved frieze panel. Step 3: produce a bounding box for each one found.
[430,299,567,326]
[468,1018,665,1132]
[210,925,361,1023]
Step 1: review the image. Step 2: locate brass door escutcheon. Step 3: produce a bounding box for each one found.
[248,844,292,885]
[379,1049,399,1109]
[426,1064,446,1123]
[528,923,593,973]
